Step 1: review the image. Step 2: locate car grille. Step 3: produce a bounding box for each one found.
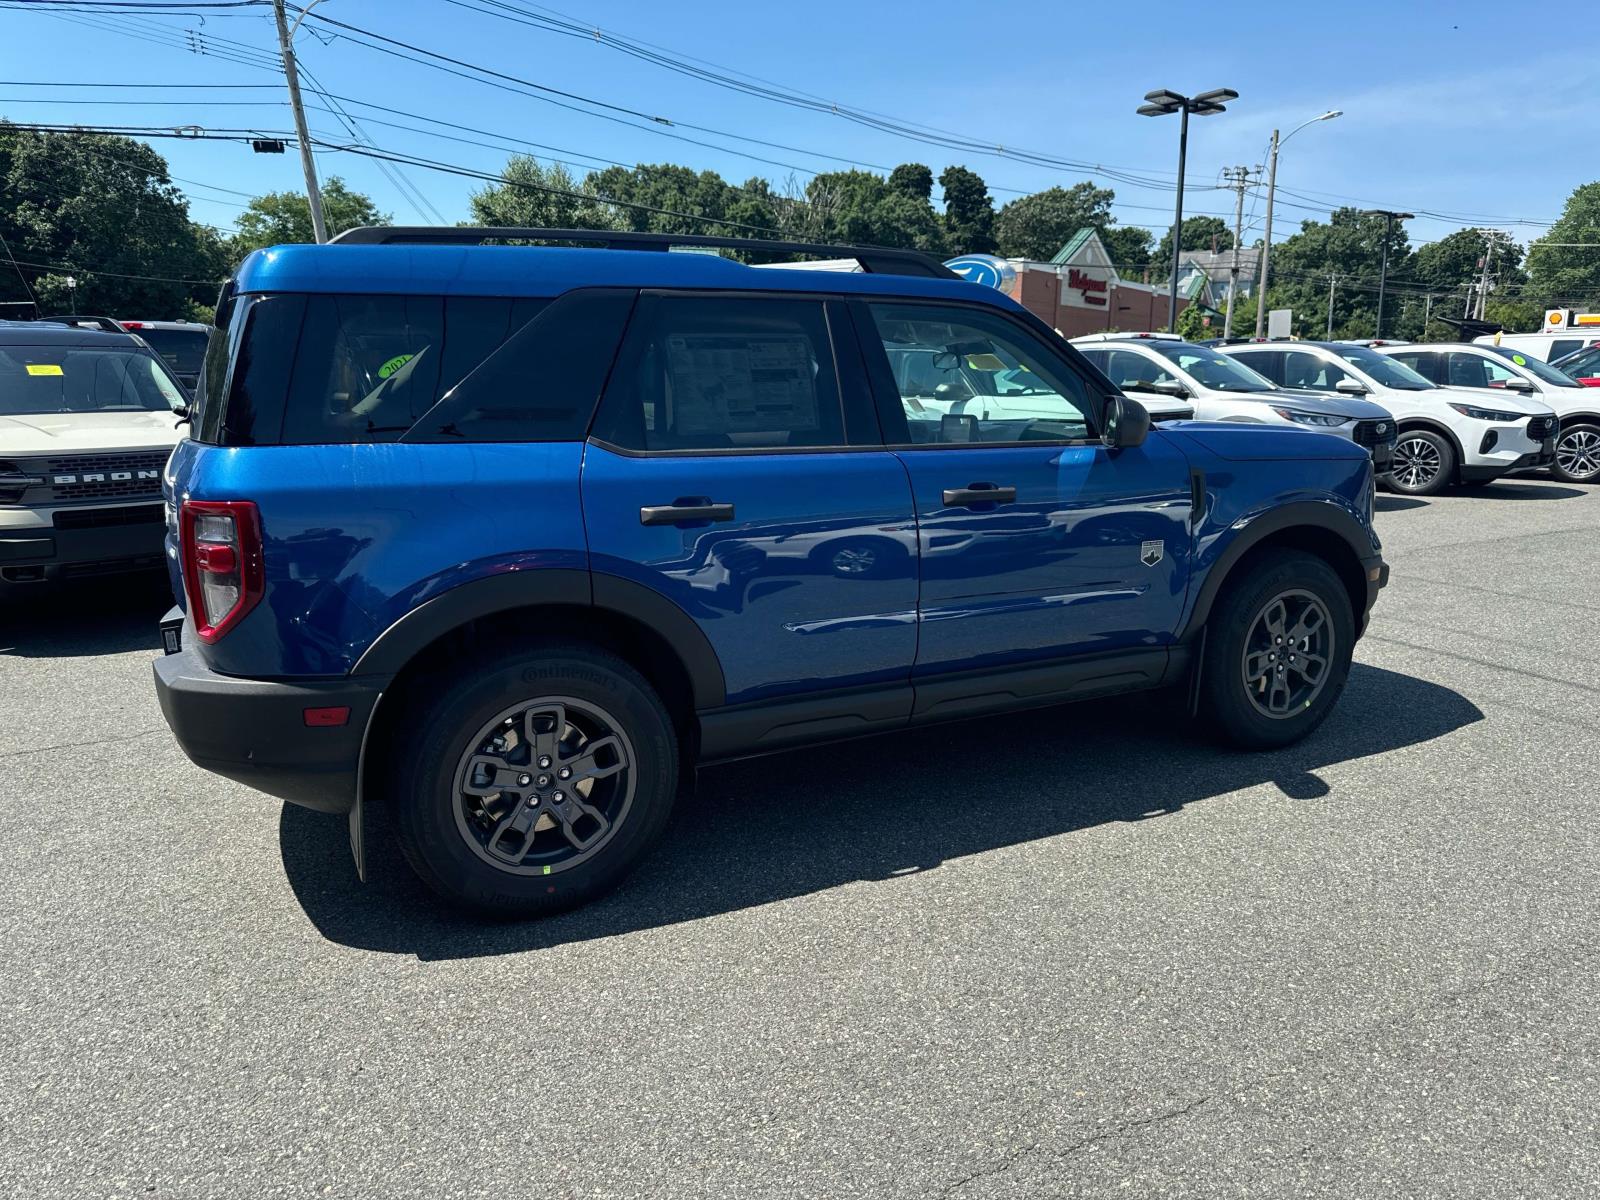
[1526,415,1558,441]
[32,450,170,504]
[53,503,165,530]
[1351,419,1397,447]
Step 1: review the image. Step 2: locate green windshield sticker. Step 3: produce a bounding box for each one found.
[1512,354,1528,366]
[377,353,414,380]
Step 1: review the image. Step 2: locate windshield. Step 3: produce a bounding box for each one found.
[137,327,209,376]
[1146,341,1276,392]
[1484,344,1583,388]
[1334,344,1433,390]
[0,345,188,415]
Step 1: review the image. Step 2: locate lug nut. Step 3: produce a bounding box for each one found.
[557,767,572,780]
[537,756,552,769]
[552,791,565,804]
[517,774,532,786]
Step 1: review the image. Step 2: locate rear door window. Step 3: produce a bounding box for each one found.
[1279,350,1346,391]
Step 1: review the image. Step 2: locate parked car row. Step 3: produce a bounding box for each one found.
[1077,331,1594,493]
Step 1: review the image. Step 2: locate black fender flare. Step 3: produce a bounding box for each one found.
[1178,500,1377,640]
[352,568,726,708]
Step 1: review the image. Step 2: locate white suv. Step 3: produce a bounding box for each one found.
[1223,340,1557,496]
[0,320,186,594]
[1072,333,1398,471]
[1378,342,1600,484]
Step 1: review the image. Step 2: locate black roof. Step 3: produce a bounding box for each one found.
[0,319,144,348]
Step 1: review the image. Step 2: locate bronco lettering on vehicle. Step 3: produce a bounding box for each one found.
[51,469,162,484]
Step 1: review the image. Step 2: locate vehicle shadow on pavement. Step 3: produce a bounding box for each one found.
[280,663,1483,960]
[1374,496,1428,513]
[0,572,170,658]
[1453,482,1587,501]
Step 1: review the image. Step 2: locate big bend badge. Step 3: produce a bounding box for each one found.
[1140,540,1164,567]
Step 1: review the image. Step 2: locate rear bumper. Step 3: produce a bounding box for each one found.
[0,508,165,582]
[153,621,384,814]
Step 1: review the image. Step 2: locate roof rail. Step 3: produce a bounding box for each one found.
[36,314,127,333]
[328,226,960,280]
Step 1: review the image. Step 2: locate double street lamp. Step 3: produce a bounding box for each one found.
[1138,87,1238,333]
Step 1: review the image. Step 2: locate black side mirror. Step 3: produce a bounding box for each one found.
[1102,394,1150,450]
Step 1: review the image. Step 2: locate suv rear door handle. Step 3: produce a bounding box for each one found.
[639,501,736,526]
[942,484,1017,507]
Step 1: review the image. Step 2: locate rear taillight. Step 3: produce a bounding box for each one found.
[180,500,263,643]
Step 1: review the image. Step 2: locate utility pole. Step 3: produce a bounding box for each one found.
[1367,209,1412,340]
[1423,291,1434,337]
[1221,165,1252,337]
[1474,231,1502,321]
[1253,128,1279,338]
[1326,273,1337,338]
[273,0,328,244]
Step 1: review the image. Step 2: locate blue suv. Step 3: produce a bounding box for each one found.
[153,228,1387,916]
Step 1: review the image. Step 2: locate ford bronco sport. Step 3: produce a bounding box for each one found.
[153,228,1387,917]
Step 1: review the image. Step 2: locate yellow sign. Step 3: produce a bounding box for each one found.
[25,363,63,376]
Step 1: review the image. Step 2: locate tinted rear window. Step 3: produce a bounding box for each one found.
[196,290,630,445]
[138,327,209,375]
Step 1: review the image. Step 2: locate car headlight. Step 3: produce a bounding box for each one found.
[1270,407,1346,427]
[1448,402,1524,422]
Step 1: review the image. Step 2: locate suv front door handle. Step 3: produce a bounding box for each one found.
[942,484,1017,507]
[639,501,736,526]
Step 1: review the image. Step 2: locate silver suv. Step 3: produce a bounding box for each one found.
[0,320,186,593]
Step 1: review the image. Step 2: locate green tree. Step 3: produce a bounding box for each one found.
[994,183,1114,260]
[1174,302,1210,340]
[800,168,944,250]
[469,156,617,231]
[1151,215,1233,270]
[888,163,934,201]
[230,176,389,257]
[1262,207,1414,339]
[1527,181,1600,308]
[938,165,993,255]
[1100,225,1153,271]
[0,123,225,316]
[1409,227,1525,339]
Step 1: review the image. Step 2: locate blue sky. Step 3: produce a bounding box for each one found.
[1,0,1593,252]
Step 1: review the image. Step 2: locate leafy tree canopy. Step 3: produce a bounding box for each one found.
[229,176,389,258]
[994,183,1114,260]
[1527,181,1600,308]
[1152,215,1234,269]
[0,123,226,317]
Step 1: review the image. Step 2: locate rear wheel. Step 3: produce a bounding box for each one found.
[1552,422,1600,484]
[391,640,678,917]
[1386,428,1455,495]
[1198,550,1355,749]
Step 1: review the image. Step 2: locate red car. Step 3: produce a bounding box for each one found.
[1553,343,1600,387]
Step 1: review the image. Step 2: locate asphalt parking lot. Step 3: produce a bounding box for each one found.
[3,476,1598,1199]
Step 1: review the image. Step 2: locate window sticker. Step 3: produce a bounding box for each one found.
[25,363,63,376]
[1511,354,1528,366]
[665,335,818,434]
[377,352,415,380]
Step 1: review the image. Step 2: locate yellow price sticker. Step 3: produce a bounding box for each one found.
[26,363,63,376]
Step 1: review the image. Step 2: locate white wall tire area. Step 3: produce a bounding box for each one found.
[1386,428,1456,496]
[1552,423,1600,484]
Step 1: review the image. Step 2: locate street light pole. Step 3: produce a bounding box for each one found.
[1367,209,1413,339]
[1254,110,1341,338]
[1137,86,1238,333]
[273,0,328,244]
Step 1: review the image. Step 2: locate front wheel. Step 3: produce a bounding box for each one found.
[1385,428,1455,495]
[1552,422,1600,484]
[1197,550,1356,749]
[390,640,679,917]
